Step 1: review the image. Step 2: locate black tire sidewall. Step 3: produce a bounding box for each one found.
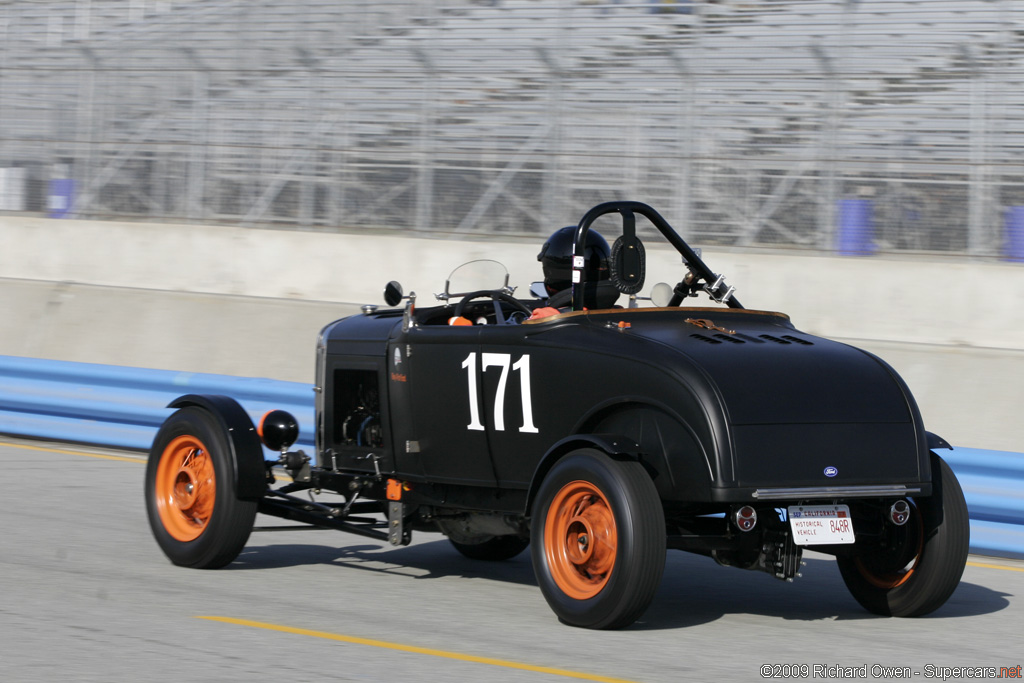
[531,448,665,629]
[837,453,969,616]
[145,407,257,569]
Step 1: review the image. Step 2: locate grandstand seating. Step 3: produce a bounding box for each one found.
[0,0,1021,253]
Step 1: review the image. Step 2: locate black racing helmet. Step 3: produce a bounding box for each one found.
[537,226,611,296]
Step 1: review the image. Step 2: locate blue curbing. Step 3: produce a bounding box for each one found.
[1,354,1021,558]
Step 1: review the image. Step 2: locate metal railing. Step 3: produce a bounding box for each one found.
[0,355,314,452]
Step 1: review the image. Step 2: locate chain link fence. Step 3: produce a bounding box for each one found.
[2,0,1023,257]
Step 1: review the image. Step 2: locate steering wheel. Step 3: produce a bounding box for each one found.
[454,290,533,324]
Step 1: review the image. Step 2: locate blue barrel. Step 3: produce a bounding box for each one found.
[1005,206,1024,263]
[47,178,74,218]
[836,198,875,256]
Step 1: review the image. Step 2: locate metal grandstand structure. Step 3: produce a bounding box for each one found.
[1,0,1023,256]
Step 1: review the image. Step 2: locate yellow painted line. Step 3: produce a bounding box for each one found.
[196,616,640,683]
[967,561,1024,573]
[0,440,146,464]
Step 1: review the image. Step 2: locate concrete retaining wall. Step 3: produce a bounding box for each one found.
[1,215,1022,451]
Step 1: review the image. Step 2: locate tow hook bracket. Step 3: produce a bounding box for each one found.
[759,530,803,581]
[388,502,411,546]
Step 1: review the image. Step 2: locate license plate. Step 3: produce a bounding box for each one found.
[787,504,856,545]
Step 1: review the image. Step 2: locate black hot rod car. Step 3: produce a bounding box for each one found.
[145,201,968,629]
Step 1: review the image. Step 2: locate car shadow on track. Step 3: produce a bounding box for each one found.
[632,550,1010,631]
[231,539,1009,630]
[232,537,539,587]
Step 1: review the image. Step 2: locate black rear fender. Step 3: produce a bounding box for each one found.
[926,431,952,451]
[526,434,643,514]
[585,404,714,503]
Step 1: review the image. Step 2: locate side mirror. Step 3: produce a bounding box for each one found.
[384,281,418,332]
[384,281,404,307]
[529,281,548,300]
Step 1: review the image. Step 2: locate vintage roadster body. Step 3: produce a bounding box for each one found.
[145,201,968,629]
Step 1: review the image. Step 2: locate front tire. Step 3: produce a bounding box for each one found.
[145,407,258,568]
[531,449,665,629]
[837,453,969,616]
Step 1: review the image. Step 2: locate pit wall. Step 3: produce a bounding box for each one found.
[1,215,1022,452]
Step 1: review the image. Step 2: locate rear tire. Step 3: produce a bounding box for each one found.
[837,453,969,616]
[531,448,665,629]
[145,407,258,568]
[449,535,529,561]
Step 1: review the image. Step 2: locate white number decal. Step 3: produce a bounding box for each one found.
[481,353,511,431]
[462,352,484,430]
[513,355,539,433]
[463,352,538,433]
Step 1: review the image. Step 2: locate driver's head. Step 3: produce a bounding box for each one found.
[537,226,611,296]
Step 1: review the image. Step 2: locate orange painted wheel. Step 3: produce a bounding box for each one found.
[544,480,618,600]
[530,448,665,629]
[145,405,258,568]
[154,434,217,542]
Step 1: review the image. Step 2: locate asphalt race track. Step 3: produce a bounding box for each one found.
[1,438,1021,683]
